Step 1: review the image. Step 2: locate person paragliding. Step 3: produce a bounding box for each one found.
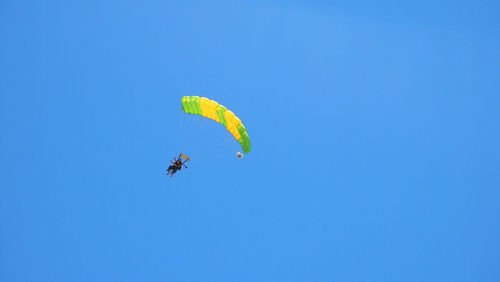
[166,96,251,179]
[166,153,190,177]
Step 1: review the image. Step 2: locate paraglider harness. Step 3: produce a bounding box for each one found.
[166,153,190,177]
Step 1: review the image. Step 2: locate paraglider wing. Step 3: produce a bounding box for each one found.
[181,96,251,154]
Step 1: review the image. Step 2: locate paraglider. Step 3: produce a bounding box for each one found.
[166,153,190,177]
[166,96,251,178]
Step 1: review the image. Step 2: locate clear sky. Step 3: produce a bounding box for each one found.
[1,1,499,281]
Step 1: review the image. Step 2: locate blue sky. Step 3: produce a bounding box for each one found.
[1,1,499,281]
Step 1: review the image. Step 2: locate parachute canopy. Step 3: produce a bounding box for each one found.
[181,96,251,154]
